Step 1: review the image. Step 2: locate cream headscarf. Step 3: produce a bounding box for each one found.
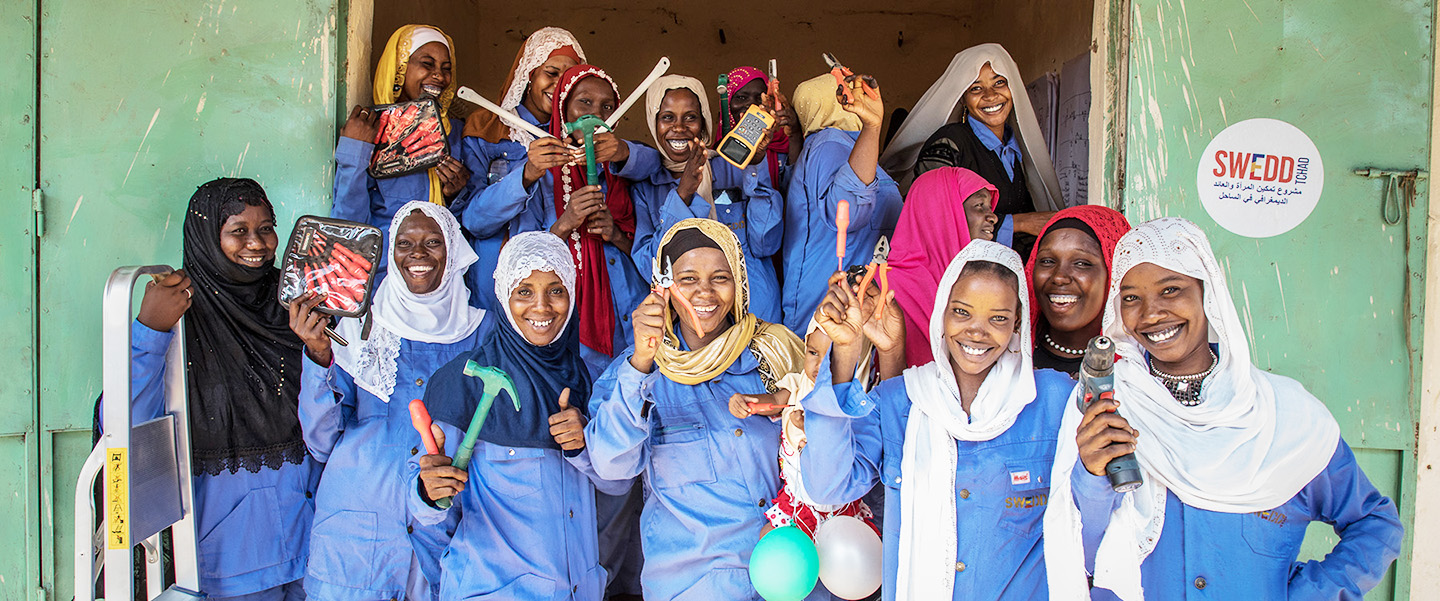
[652,218,803,389]
[333,201,485,400]
[373,25,457,206]
[644,75,718,211]
[1044,218,1341,600]
[895,240,1036,600]
[792,73,863,134]
[469,27,586,145]
[879,43,1063,208]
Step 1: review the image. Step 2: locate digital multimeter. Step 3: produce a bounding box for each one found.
[717,104,775,169]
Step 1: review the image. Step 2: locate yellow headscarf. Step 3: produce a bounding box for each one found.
[373,24,457,206]
[792,73,862,135]
[653,219,803,389]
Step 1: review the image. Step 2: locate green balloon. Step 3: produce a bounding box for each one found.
[749,525,820,601]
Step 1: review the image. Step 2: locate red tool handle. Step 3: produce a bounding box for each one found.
[836,200,851,271]
[408,399,441,456]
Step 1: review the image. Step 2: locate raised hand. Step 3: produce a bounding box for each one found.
[548,388,586,451]
[550,185,606,239]
[1076,395,1140,477]
[523,137,575,186]
[137,270,192,333]
[286,290,333,366]
[813,272,867,350]
[340,105,382,142]
[436,156,472,199]
[837,75,884,129]
[418,424,468,503]
[629,291,667,373]
[675,139,709,201]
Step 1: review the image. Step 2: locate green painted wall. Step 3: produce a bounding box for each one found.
[1122,0,1431,598]
[0,1,341,598]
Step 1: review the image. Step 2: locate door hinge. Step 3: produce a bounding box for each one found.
[31,187,44,238]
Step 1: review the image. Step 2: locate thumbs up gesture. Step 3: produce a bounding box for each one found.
[548,388,586,451]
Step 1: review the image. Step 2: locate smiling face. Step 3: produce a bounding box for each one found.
[729,79,766,123]
[963,189,999,242]
[962,62,1012,138]
[393,211,447,294]
[523,53,580,122]
[943,265,1020,380]
[219,204,279,268]
[1033,228,1107,345]
[670,247,736,343]
[1118,262,1213,374]
[564,76,618,124]
[656,88,705,163]
[508,269,571,346]
[401,41,452,103]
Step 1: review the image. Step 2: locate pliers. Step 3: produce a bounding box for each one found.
[853,262,893,320]
[654,256,706,338]
[822,52,880,105]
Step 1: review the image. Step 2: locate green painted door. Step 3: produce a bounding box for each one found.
[32,1,341,599]
[0,2,40,601]
[1121,0,1429,597]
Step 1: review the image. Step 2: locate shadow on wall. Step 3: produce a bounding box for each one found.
[368,0,1093,139]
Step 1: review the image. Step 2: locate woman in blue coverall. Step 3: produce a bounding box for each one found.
[585,218,813,600]
[1044,218,1404,600]
[288,202,488,601]
[801,240,1074,600]
[126,178,319,601]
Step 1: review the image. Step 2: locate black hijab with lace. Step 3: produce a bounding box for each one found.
[181,178,307,475]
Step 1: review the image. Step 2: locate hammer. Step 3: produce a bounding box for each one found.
[564,114,610,187]
[434,362,521,509]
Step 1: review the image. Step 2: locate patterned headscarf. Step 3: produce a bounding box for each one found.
[467,27,585,144]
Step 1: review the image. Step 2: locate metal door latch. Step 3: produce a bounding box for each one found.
[1353,168,1428,225]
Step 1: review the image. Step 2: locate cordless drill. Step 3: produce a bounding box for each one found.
[1077,336,1144,492]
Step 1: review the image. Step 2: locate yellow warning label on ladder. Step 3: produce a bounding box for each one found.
[107,448,128,550]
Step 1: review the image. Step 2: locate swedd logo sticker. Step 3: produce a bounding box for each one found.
[1196,118,1324,238]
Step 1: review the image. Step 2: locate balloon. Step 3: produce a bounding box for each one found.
[814,516,883,600]
[749,525,820,601]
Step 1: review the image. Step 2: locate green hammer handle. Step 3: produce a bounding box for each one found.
[582,128,599,186]
[433,390,499,510]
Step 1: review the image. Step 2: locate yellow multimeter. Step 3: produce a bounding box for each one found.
[717,105,775,169]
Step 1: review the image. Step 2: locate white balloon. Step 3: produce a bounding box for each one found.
[813,516,883,600]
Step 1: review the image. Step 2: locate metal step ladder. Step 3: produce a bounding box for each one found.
[75,265,204,601]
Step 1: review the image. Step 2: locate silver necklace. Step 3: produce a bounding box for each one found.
[1044,333,1085,356]
[1149,350,1218,406]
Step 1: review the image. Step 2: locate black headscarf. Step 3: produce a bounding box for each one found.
[181,178,307,475]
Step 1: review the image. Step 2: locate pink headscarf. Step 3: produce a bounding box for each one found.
[888,167,999,367]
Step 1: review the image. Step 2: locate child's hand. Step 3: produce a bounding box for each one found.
[729,391,790,418]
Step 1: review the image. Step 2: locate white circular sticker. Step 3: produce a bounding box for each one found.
[1196,118,1324,238]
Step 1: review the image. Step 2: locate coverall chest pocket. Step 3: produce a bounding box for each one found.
[648,419,718,489]
[1240,508,1306,559]
[997,458,1053,537]
[479,444,546,500]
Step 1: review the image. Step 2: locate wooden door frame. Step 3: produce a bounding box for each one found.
[1087,0,1128,210]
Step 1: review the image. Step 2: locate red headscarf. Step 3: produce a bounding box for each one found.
[550,64,636,357]
[718,66,792,184]
[1023,205,1131,346]
[888,167,1000,367]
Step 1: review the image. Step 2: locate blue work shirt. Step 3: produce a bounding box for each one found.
[124,321,320,599]
[503,145,659,377]
[1073,437,1403,600]
[298,322,489,601]
[800,357,1073,601]
[780,128,902,333]
[585,348,837,601]
[330,118,482,281]
[406,412,630,600]
[455,105,543,313]
[626,153,784,324]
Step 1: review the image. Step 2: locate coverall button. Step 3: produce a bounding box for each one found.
[734,428,744,437]
[1194,576,1207,590]
[955,561,966,572]
[415,377,424,386]
[959,489,970,499]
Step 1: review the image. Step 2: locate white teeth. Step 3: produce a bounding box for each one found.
[981,103,1004,114]
[959,343,989,356]
[1049,294,1079,306]
[666,139,689,151]
[1145,325,1181,342]
[693,305,718,314]
[527,319,553,328]
[407,265,434,276]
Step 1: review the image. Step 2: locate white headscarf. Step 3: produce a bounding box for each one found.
[493,231,577,338]
[406,26,450,57]
[645,75,718,210]
[500,27,586,145]
[334,201,485,400]
[879,43,1063,210]
[1044,218,1340,600]
[896,240,1036,600]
